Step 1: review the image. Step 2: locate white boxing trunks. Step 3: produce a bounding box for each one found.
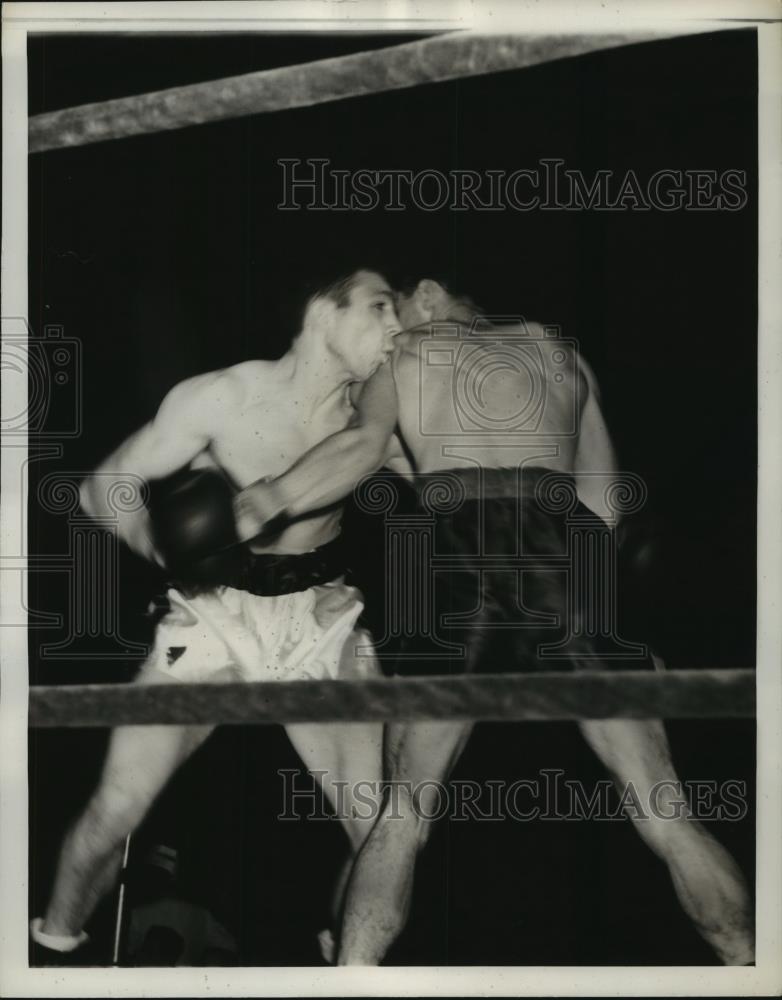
[143,578,379,685]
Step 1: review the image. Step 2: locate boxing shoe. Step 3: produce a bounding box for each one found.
[29,918,103,966]
[317,927,336,964]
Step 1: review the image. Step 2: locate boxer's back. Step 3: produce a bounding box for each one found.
[392,323,587,476]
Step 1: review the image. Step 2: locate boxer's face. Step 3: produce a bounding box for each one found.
[331,271,401,378]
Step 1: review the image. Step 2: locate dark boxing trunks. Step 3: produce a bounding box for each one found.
[361,466,653,677]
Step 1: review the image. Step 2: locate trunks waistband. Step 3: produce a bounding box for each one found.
[410,466,574,502]
[164,534,347,599]
[241,535,347,596]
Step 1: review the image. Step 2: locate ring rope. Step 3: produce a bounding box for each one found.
[29,30,679,154]
[28,669,755,728]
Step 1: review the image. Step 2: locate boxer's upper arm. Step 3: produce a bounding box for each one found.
[574,355,620,522]
[97,373,227,482]
[79,371,232,549]
[268,362,400,518]
[348,361,400,460]
[575,356,617,474]
[351,362,397,428]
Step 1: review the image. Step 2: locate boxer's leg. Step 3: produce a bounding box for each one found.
[333,511,489,965]
[285,719,384,906]
[579,717,754,964]
[270,589,387,956]
[38,666,213,942]
[336,719,473,965]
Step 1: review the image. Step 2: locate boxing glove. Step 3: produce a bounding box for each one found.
[149,468,246,590]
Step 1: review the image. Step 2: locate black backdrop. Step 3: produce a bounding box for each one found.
[28,29,756,965]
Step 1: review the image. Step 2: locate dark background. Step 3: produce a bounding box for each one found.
[27,29,756,965]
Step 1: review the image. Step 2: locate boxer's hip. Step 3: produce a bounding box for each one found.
[144,537,379,685]
[409,465,603,556]
[393,466,651,675]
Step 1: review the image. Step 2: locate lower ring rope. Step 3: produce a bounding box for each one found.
[28,669,755,728]
[29,30,685,154]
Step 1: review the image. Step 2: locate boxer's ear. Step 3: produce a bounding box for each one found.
[415,279,448,321]
[303,295,338,335]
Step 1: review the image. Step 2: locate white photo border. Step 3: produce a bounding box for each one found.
[2,1,780,996]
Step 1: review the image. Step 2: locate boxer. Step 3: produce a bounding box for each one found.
[30,269,402,962]
[236,277,755,966]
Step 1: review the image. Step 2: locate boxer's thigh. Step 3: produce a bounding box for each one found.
[285,720,384,851]
[283,622,386,850]
[385,720,473,815]
[577,716,687,851]
[93,665,214,824]
[578,716,676,791]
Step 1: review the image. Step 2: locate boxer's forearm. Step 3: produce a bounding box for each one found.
[574,380,620,525]
[234,426,389,541]
[119,510,161,564]
[79,474,161,564]
[235,363,398,541]
[274,363,398,517]
[277,426,388,516]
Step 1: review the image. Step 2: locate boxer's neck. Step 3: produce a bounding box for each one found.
[285,330,352,405]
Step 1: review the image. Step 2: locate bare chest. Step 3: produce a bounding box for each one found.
[208,391,353,488]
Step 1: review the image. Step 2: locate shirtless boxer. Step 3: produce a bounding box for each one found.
[30,269,401,961]
[235,277,755,966]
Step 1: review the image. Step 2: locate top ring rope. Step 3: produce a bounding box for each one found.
[29,30,682,154]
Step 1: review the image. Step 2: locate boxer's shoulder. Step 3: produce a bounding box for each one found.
[157,364,281,435]
[210,360,283,407]
[220,359,277,387]
[392,328,430,359]
[155,369,230,427]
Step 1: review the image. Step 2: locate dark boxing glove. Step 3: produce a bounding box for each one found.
[149,468,247,592]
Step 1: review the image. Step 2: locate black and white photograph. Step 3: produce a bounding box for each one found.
[2,1,781,996]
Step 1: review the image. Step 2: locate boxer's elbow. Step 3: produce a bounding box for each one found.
[79,461,137,522]
[339,425,390,478]
[79,472,117,522]
[79,476,97,519]
[363,429,392,474]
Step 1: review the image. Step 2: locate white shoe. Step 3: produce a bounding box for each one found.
[317,928,336,964]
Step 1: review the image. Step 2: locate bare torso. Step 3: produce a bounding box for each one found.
[195,360,355,554]
[389,323,588,477]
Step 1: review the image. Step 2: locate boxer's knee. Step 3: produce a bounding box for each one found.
[342,811,378,855]
[386,781,436,854]
[624,788,698,860]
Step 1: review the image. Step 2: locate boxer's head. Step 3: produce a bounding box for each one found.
[395,277,482,329]
[301,269,401,379]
